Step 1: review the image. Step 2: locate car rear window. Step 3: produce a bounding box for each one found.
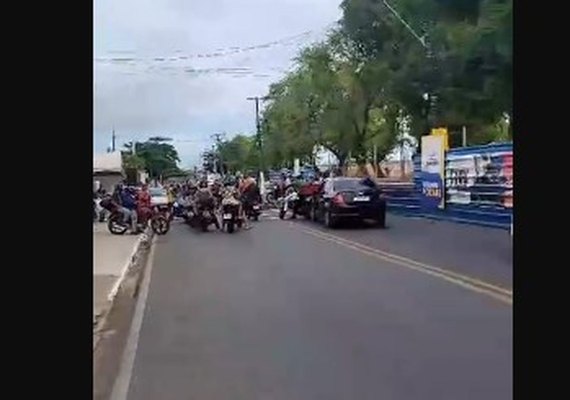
[333,179,367,191]
[334,179,379,191]
[150,189,166,196]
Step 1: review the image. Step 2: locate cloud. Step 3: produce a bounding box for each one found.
[94,0,342,166]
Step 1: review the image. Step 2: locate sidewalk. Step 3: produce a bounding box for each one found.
[93,223,145,326]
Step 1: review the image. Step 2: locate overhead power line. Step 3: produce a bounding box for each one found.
[95,25,335,64]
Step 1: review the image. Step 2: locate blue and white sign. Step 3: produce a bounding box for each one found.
[421,135,445,210]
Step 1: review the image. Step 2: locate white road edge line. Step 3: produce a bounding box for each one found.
[107,232,148,302]
[110,234,157,400]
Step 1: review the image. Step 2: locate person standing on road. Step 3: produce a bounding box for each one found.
[120,187,139,234]
[167,185,176,205]
[137,184,152,225]
[238,174,258,230]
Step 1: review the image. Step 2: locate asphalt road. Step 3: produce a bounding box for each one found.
[122,214,512,400]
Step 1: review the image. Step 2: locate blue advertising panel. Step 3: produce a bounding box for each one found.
[421,135,445,210]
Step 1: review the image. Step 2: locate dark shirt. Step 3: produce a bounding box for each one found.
[120,190,137,210]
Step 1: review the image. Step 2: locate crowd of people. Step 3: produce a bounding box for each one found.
[93,183,154,234]
[93,172,263,234]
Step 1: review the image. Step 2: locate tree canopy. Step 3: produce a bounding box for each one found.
[258,0,511,169]
[202,134,260,175]
[122,137,181,178]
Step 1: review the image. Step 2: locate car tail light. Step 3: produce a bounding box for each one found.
[332,193,346,206]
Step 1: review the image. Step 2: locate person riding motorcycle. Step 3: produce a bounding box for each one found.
[237,174,260,225]
[210,179,224,207]
[120,186,139,234]
[194,179,219,229]
[223,186,253,230]
[239,174,260,203]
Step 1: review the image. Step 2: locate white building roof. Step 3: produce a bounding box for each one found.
[94,151,123,173]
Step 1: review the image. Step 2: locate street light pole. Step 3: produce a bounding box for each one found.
[246,96,268,177]
[211,133,225,176]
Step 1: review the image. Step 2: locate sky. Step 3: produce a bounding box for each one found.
[94,0,343,168]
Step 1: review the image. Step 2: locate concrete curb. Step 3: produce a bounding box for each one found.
[93,227,154,349]
[106,228,152,303]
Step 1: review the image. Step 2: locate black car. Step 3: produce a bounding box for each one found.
[313,177,386,229]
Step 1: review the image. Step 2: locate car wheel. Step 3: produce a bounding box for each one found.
[375,206,386,228]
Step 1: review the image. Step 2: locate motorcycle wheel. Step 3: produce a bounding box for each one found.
[279,208,285,220]
[201,218,209,232]
[108,215,128,235]
[227,220,235,233]
[151,215,170,235]
[253,214,259,221]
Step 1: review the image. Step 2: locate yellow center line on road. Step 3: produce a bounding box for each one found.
[290,223,512,306]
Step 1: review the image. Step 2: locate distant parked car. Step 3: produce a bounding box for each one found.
[312,177,386,228]
[149,187,169,206]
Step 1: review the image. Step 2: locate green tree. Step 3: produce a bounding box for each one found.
[262,36,399,168]
[340,0,512,142]
[122,137,181,178]
[217,134,260,174]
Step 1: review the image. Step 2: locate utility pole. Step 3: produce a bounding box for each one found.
[211,144,217,174]
[211,133,225,175]
[111,127,116,152]
[247,96,268,177]
[373,144,378,177]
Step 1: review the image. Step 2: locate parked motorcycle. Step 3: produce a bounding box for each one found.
[191,204,220,232]
[107,208,169,235]
[264,182,279,206]
[243,200,261,221]
[151,205,171,234]
[93,198,107,222]
[172,201,190,221]
[278,190,300,220]
[155,203,172,222]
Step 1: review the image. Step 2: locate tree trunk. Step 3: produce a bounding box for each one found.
[337,153,347,168]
